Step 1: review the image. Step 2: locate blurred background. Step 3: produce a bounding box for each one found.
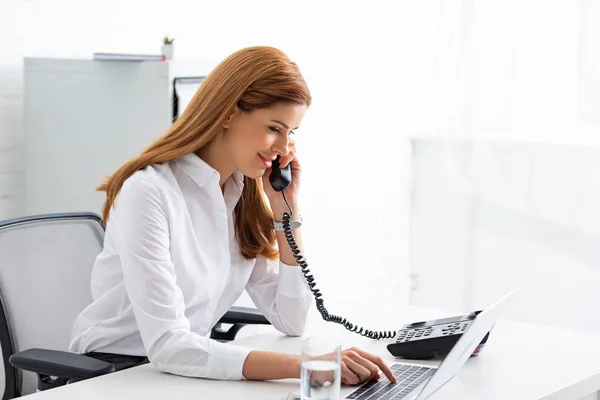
[1,0,599,336]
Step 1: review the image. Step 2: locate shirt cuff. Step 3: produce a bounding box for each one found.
[206,341,253,380]
[277,261,310,298]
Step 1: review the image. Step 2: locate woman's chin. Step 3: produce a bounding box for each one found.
[239,166,266,180]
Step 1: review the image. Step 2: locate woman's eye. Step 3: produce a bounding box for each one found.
[289,130,296,136]
[269,126,280,133]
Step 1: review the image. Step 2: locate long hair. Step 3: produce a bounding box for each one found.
[98,46,312,260]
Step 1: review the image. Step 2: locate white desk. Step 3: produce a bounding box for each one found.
[24,305,600,399]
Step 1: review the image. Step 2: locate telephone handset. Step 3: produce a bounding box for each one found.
[269,156,292,192]
[269,156,396,340]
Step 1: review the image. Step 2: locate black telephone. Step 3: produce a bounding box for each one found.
[269,157,293,192]
[269,157,491,359]
[386,311,490,359]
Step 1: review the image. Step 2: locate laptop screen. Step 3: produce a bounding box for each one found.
[414,288,519,400]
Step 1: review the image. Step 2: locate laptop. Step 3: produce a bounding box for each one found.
[344,288,519,400]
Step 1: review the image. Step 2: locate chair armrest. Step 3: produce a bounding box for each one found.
[220,306,270,325]
[9,348,115,380]
[211,307,271,342]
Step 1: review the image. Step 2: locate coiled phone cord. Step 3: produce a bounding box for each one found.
[280,191,397,340]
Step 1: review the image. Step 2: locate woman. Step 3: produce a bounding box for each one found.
[69,46,396,385]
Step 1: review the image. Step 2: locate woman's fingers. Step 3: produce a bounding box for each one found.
[279,152,295,169]
[341,362,360,385]
[310,369,337,387]
[342,353,374,382]
[349,347,396,383]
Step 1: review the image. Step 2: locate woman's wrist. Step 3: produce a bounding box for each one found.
[288,354,302,379]
[242,351,301,380]
[270,199,300,221]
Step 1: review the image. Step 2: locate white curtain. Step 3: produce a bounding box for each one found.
[417,0,600,234]
[407,0,600,332]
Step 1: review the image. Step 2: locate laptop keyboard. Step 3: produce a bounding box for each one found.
[345,364,435,400]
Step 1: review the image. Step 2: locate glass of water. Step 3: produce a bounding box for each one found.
[301,336,342,400]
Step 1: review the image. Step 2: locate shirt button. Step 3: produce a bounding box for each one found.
[221,372,229,379]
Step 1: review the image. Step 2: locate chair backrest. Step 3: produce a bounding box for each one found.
[0,213,104,398]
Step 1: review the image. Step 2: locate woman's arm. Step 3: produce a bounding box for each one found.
[242,348,397,384]
[271,198,302,267]
[245,250,312,336]
[243,351,301,380]
[245,152,312,335]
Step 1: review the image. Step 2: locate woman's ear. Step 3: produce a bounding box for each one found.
[223,106,240,129]
[223,113,234,129]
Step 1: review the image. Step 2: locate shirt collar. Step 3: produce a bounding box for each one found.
[176,152,245,191]
[176,153,219,187]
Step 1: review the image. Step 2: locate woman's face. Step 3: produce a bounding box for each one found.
[223,102,307,179]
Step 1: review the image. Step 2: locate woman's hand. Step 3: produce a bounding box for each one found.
[262,140,301,219]
[340,347,396,386]
[308,347,396,388]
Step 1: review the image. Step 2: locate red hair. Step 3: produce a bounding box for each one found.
[97,46,311,259]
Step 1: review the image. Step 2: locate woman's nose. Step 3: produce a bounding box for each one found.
[273,136,290,156]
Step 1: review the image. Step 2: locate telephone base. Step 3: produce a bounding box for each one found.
[388,332,490,360]
[386,311,492,360]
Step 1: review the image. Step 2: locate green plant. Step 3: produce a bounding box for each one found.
[163,36,174,45]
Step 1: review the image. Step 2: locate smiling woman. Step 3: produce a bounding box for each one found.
[197,102,305,183]
[67,45,395,386]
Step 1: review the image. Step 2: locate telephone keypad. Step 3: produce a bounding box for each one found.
[396,321,471,342]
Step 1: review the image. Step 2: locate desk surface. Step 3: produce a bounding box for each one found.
[24,305,600,400]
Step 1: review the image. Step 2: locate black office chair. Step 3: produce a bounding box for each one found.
[0,213,270,398]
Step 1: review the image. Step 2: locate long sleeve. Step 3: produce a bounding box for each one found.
[245,255,313,336]
[111,177,251,380]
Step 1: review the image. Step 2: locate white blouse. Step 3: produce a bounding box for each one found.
[69,153,312,380]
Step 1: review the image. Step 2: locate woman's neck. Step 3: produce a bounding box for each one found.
[196,139,235,189]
